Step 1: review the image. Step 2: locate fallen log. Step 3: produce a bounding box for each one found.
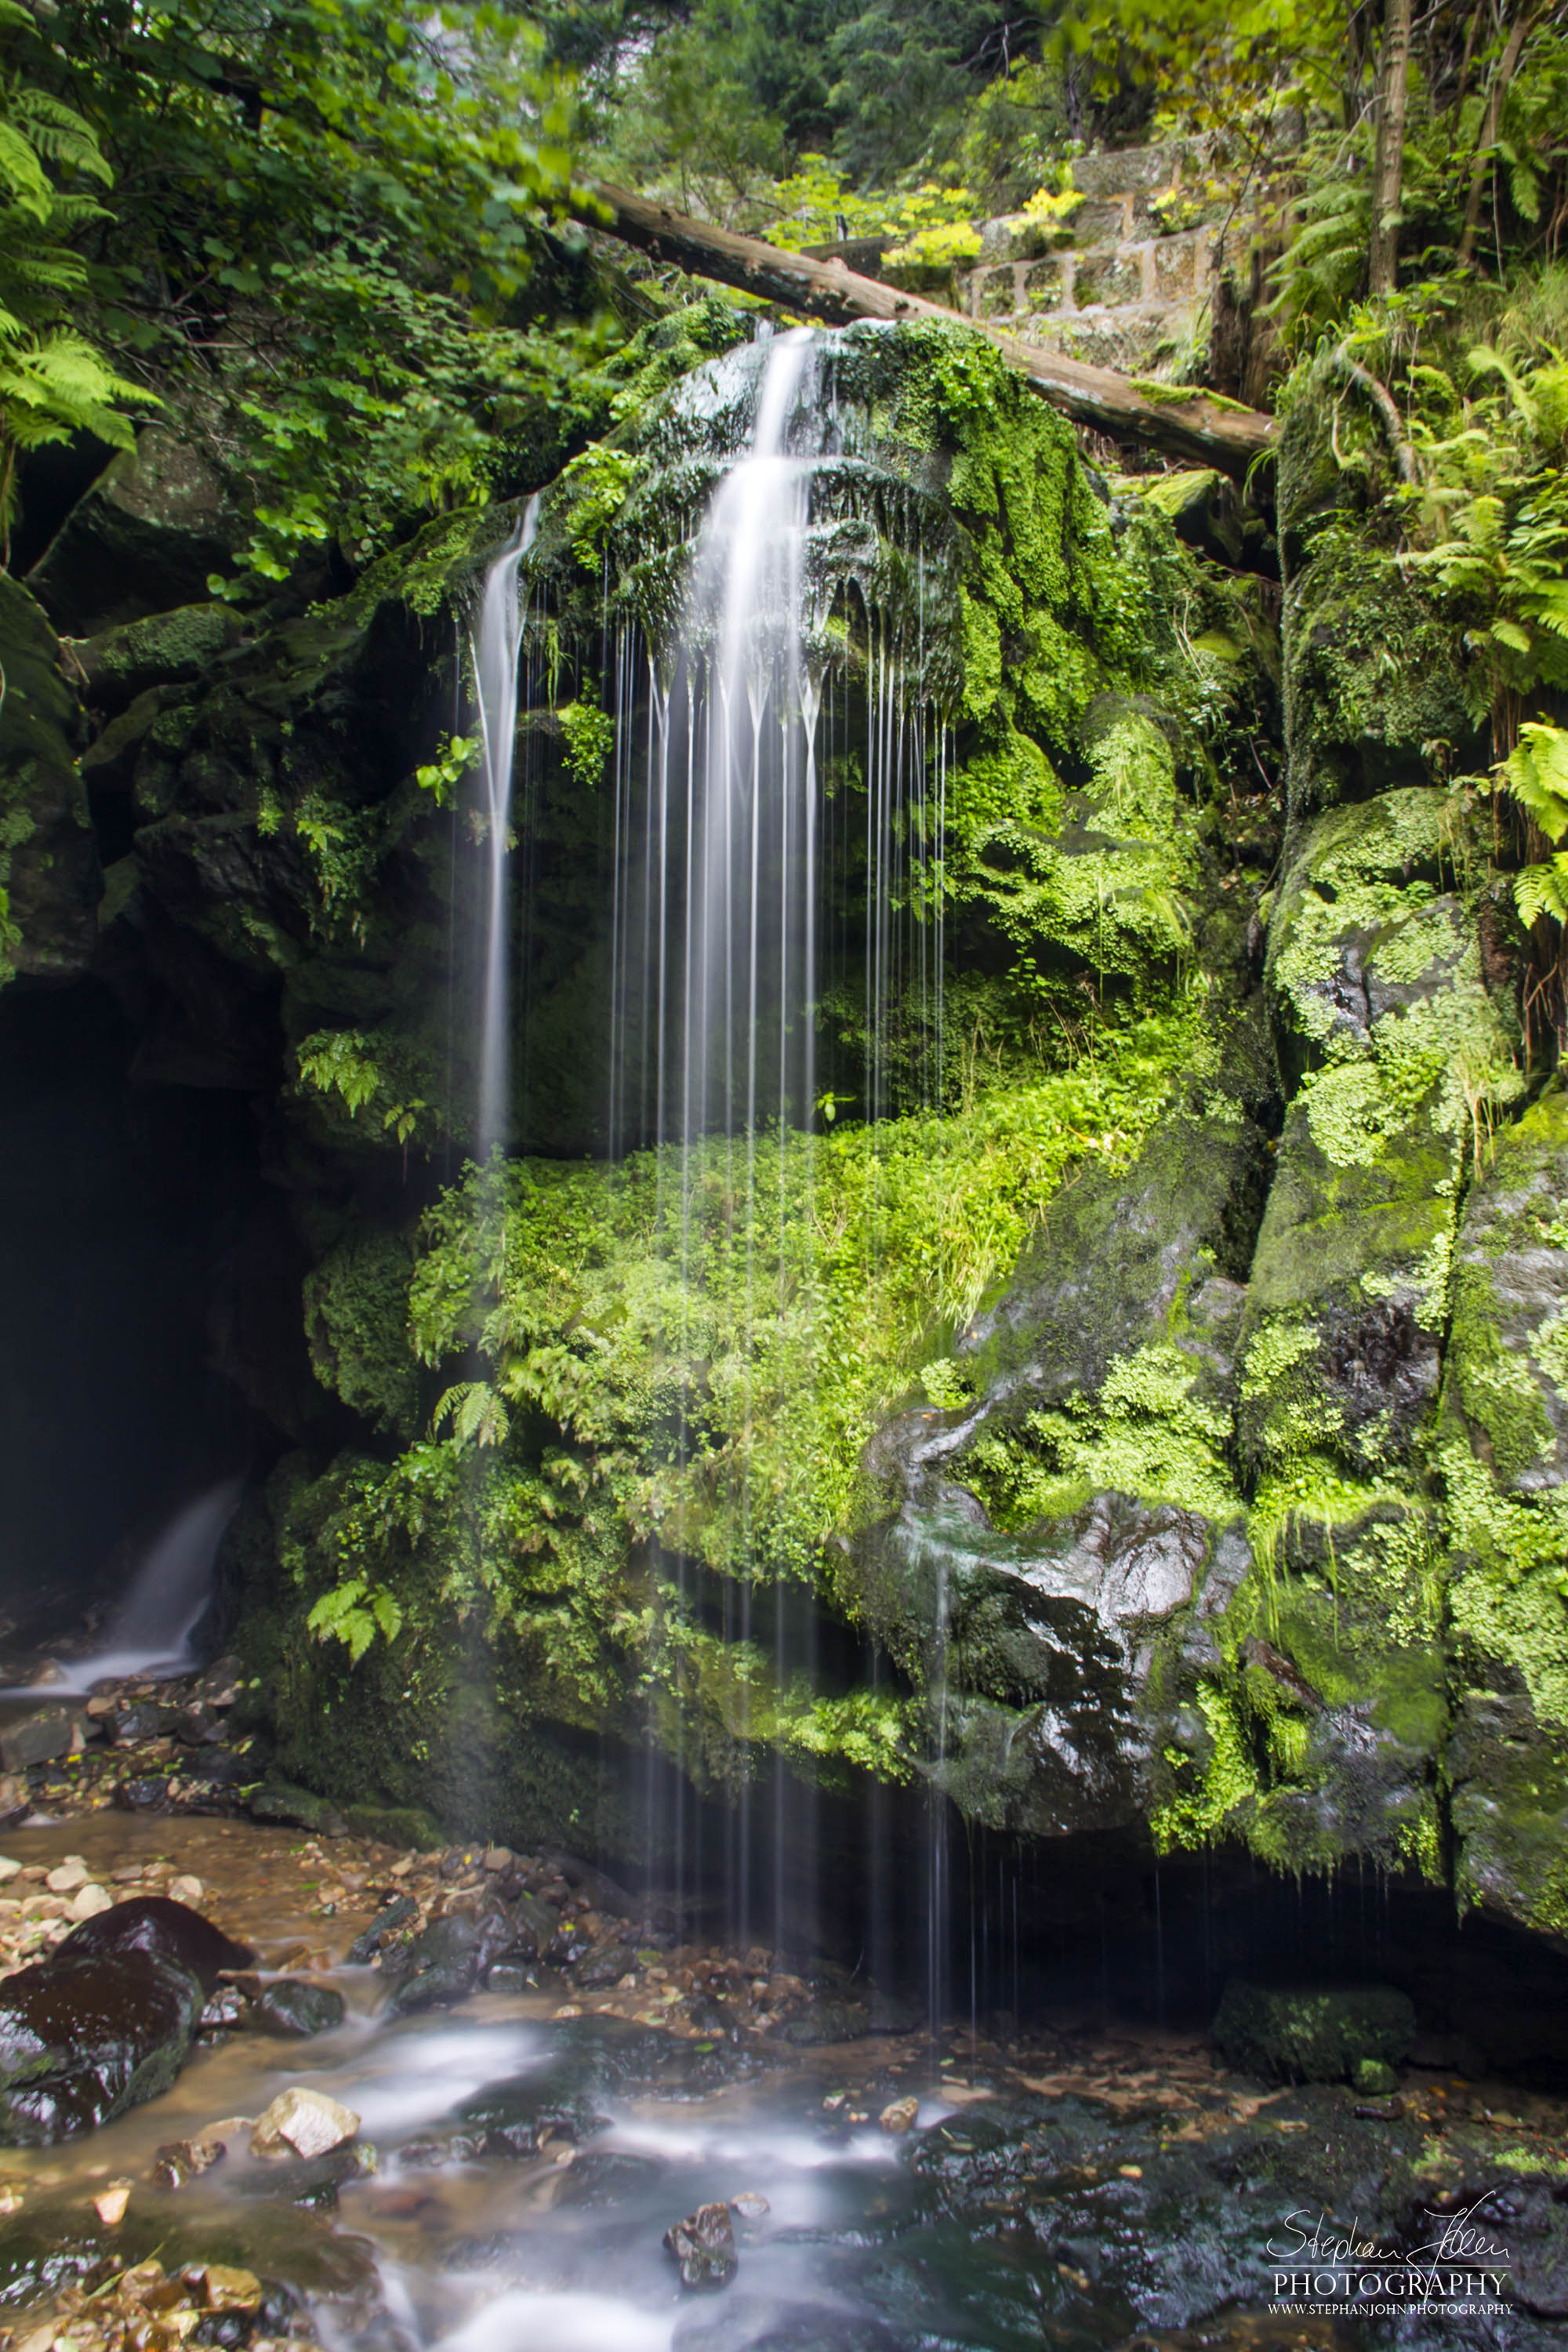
[580,181,1278,481]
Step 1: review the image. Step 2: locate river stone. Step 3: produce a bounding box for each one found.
[60,1895,254,1991]
[251,2085,359,2160]
[252,1980,346,2038]
[0,1708,75,1773]
[1212,1978,1415,2082]
[777,1995,869,2045]
[572,1940,633,1990]
[0,1948,204,2142]
[498,1889,557,1958]
[383,1914,480,2014]
[484,1962,533,1994]
[665,2200,737,2290]
[346,1893,417,1962]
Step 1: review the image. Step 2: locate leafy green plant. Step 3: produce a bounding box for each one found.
[0,0,142,554]
[307,1576,405,1662]
[416,732,481,810]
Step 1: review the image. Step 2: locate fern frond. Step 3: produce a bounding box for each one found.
[431,1377,510,1449]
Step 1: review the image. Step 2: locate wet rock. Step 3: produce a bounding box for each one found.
[572,1941,633,1991]
[247,1779,348,1838]
[499,1889,558,1959]
[150,2132,226,2187]
[383,1914,479,2014]
[0,1779,27,1831]
[251,2085,359,2160]
[777,1995,870,2045]
[0,1709,75,1773]
[547,1853,639,1919]
[109,1701,164,1746]
[60,1895,253,1991]
[554,2151,665,2207]
[194,2263,263,2313]
[664,2200,737,2290]
[252,1979,346,2038]
[1211,1977,1415,2082]
[346,1893,417,1962]
[67,604,244,713]
[0,573,100,979]
[115,1777,175,1813]
[0,1948,204,2142]
[484,1961,534,1994]
[879,2096,919,2134]
[454,2072,608,2159]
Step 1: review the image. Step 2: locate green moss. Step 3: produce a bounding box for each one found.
[304,1229,421,1437]
[1283,525,1474,816]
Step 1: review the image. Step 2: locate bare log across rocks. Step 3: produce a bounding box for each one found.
[579,181,1278,481]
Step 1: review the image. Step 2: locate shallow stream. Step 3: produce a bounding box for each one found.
[2,1816,1561,2352]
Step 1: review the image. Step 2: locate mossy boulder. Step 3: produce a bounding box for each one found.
[67,602,245,713]
[1211,1976,1415,2083]
[1439,1080,1568,1935]
[27,426,247,636]
[850,1100,1267,1838]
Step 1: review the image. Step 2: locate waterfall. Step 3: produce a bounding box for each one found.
[470,492,540,1158]
[45,1479,241,1691]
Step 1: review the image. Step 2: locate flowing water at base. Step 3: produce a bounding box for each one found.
[3,1818,1539,2352]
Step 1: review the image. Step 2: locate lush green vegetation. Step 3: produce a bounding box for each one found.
[10,0,1568,1900]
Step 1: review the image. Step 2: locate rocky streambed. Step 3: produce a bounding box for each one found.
[0,1807,1563,2351]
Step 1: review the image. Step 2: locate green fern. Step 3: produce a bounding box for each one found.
[0,45,141,549]
[1501,721,1568,844]
[432,1378,512,1450]
[307,1576,405,1662]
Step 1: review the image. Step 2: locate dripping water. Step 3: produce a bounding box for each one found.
[470,492,541,1160]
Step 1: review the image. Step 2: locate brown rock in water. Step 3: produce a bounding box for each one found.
[664,2201,737,2289]
[151,2132,226,2187]
[60,1895,253,1990]
[0,1948,205,2142]
[251,2085,360,2159]
[879,2096,920,2135]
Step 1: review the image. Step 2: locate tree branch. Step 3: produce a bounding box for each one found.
[579,181,1278,481]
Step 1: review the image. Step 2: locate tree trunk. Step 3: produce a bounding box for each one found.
[1369,0,1414,296]
[1458,8,1534,267]
[579,182,1277,481]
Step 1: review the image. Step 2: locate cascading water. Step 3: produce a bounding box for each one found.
[456,327,960,1983]
[470,492,541,1159]
[35,1479,241,1692]
[593,328,954,1964]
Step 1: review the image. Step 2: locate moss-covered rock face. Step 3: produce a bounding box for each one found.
[1441,1083,1568,1937]
[31,307,1568,1939]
